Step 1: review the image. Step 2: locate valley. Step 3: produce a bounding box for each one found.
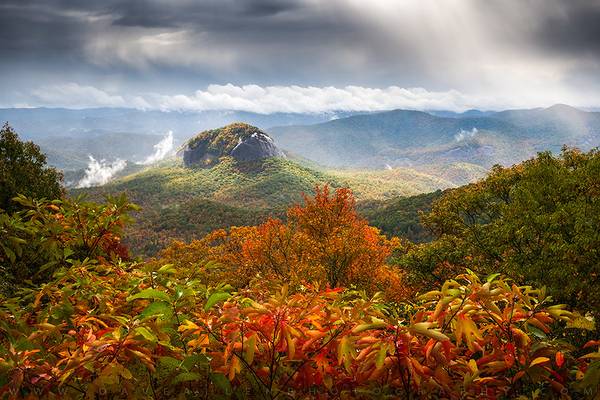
[75,123,467,254]
[36,104,595,255]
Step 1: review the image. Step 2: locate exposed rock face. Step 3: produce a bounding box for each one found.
[182,123,284,167]
[230,132,284,161]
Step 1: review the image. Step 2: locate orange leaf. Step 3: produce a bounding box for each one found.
[555,351,565,368]
[583,340,600,349]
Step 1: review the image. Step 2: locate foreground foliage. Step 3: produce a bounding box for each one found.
[1,258,598,399]
[1,191,599,399]
[0,195,136,295]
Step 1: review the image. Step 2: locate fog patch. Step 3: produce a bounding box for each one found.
[455,128,478,142]
[139,130,174,165]
[77,156,127,188]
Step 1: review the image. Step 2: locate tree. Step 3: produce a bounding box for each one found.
[0,123,63,212]
[287,186,398,290]
[158,186,407,300]
[398,148,600,316]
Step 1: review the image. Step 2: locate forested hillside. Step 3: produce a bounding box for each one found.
[76,156,463,255]
[73,124,480,255]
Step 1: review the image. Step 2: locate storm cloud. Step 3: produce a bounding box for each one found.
[1,0,600,111]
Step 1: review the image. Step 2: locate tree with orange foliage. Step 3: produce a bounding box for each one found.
[158,186,407,300]
[287,186,399,291]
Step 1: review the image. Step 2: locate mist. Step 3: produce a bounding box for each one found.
[454,128,478,142]
[139,130,174,165]
[77,156,127,188]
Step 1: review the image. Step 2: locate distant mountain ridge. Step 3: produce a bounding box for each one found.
[0,107,359,171]
[4,104,599,175]
[268,104,600,169]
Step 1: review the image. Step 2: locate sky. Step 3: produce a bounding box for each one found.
[1,0,600,113]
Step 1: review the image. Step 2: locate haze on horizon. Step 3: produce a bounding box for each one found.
[1,0,600,113]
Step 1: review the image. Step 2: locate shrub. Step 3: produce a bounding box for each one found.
[1,261,598,399]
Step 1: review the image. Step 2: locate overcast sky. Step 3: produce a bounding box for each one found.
[1,0,600,112]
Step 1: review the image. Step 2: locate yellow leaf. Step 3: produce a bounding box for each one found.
[468,359,478,374]
[530,357,550,367]
[351,322,387,334]
[244,334,257,364]
[375,344,387,369]
[411,322,449,342]
[337,336,354,372]
[229,355,241,380]
[178,320,200,333]
[285,331,295,359]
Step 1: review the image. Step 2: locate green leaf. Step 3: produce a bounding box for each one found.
[158,356,182,372]
[127,288,171,303]
[172,372,202,385]
[139,301,173,320]
[37,261,57,274]
[486,273,500,283]
[1,244,16,263]
[134,326,157,342]
[525,323,547,339]
[204,292,231,311]
[158,264,176,274]
[210,372,232,395]
[182,354,210,370]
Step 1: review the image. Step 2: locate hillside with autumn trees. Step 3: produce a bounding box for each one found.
[1,125,600,399]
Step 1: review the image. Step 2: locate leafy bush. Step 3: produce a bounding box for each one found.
[157,186,406,300]
[0,194,137,293]
[1,182,599,399]
[1,258,598,398]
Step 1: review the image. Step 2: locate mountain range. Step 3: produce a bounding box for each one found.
[268,104,600,168]
[3,104,599,173]
[73,123,481,254]
[6,104,600,254]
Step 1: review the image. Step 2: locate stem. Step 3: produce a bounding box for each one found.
[441,295,466,333]
[273,325,346,400]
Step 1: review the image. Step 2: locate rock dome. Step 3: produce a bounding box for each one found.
[181,123,284,167]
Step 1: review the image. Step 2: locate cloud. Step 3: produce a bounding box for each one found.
[139,130,174,164]
[30,83,151,109]
[77,156,127,188]
[31,83,127,108]
[25,82,600,113]
[23,83,488,112]
[2,1,600,108]
[152,84,481,112]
